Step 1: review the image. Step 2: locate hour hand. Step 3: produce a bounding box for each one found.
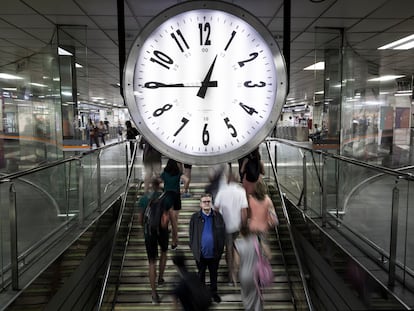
[197,55,218,99]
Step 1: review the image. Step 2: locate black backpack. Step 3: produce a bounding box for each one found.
[245,158,260,182]
[143,192,167,236]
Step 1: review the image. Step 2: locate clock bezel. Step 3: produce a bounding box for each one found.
[124,0,287,165]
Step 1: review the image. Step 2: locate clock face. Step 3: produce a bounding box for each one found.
[124,1,287,165]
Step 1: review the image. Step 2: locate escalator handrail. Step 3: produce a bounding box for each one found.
[96,141,139,310]
[265,141,314,311]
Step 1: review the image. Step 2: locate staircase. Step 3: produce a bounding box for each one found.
[112,182,309,310]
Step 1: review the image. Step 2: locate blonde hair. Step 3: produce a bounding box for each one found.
[253,179,268,200]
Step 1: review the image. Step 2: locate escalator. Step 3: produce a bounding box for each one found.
[281,197,408,310]
[109,181,310,310]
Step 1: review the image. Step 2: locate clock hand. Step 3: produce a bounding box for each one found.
[144,81,217,88]
[197,55,218,99]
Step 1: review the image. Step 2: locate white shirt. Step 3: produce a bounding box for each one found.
[214,182,248,233]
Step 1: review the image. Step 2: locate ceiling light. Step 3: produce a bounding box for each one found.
[58,47,73,56]
[378,34,414,50]
[0,73,23,80]
[2,87,17,91]
[304,61,324,70]
[29,82,47,87]
[394,41,414,50]
[368,75,405,82]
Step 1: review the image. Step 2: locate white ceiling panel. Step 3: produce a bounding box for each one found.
[0,0,411,108]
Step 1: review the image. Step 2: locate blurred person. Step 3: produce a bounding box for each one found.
[240,148,265,195]
[234,225,271,311]
[214,172,248,285]
[87,119,99,148]
[161,159,187,249]
[97,120,106,145]
[248,180,277,242]
[125,120,139,158]
[189,193,226,303]
[204,164,226,204]
[172,250,212,311]
[143,181,169,304]
[139,136,162,192]
[117,121,123,142]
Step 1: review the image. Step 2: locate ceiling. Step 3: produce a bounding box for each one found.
[0,0,413,110]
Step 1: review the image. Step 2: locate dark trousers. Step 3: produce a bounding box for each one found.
[197,257,220,294]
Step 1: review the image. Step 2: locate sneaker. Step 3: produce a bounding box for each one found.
[212,294,221,303]
[181,192,192,198]
[158,278,165,286]
[152,293,161,304]
[171,244,178,250]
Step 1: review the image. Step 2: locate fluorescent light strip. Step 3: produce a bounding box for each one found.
[0,73,23,80]
[378,34,414,50]
[304,61,324,70]
[368,75,405,82]
[58,47,73,56]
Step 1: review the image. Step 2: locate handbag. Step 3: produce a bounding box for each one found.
[268,207,279,228]
[254,238,274,295]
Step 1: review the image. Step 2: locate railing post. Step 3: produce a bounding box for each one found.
[125,144,129,178]
[274,142,278,173]
[97,152,102,212]
[78,161,84,226]
[321,155,328,227]
[303,152,307,211]
[388,180,399,288]
[9,183,19,290]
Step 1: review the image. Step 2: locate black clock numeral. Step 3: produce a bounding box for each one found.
[171,29,189,53]
[239,102,258,115]
[153,103,173,117]
[224,31,236,51]
[174,117,189,136]
[198,22,211,46]
[224,117,237,137]
[238,52,259,67]
[150,50,174,69]
[202,123,210,145]
[244,80,266,88]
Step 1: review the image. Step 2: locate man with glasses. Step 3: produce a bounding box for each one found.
[189,193,226,303]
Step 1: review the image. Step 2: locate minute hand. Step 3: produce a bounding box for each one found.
[145,81,217,89]
[197,55,218,99]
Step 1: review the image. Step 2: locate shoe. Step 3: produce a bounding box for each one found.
[171,244,178,250]
[158,278,165,286]
[181,192,191,198]
[152,293,161,304]
[212,294,221,303]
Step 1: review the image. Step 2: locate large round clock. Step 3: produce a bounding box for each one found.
[124,0,287,165]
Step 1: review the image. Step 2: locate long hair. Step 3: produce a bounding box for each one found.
[164,158,180,176]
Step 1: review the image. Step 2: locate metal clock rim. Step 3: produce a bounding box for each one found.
[124,0,287,165]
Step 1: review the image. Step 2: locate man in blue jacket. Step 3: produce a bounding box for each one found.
[189,193,226,303]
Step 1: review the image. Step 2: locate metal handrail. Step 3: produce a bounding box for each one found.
[268,138,414,181]
[0,141,121,184]
[264,141,314,311]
